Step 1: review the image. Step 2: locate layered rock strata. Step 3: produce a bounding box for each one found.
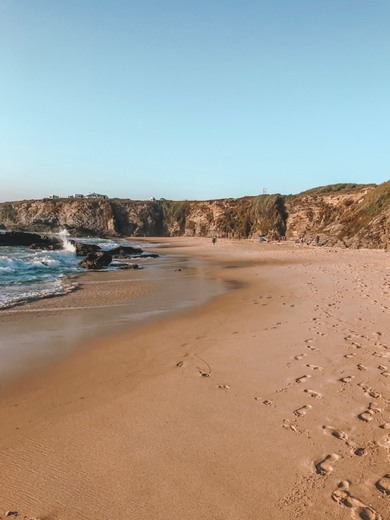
[0,182,389,249]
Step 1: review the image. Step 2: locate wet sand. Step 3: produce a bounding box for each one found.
[0,238,389,519]
[0,250,225,382]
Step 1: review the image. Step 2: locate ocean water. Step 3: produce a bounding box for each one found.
[0,231,144,309]
[0,238,228,381]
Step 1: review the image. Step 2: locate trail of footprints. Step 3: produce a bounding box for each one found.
[177,315,390,517]
[289,267,390,517]
[332,481,383,520]
[285,326,390,518]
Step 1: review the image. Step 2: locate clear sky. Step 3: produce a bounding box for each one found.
[0,0,389,202]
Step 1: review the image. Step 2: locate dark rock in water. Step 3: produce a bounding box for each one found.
[79,251,112,269]
[0,231,62,249]
[72,241,102,257]
[107,245,144,258]
[30,241,62,251]
[115,263,140,270]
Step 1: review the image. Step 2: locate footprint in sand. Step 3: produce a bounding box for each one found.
[322,426,348,441]
[353,447,367,457]
[344,353,356,359]
[306,345,319,351]
[323,425,349,443]
[175,353,212,377]
[296,375,311,384]
[282,419,298,432]
[332,480,382,520]
[322,425,359,452]
[357,364,367,371]
[315,453,340,475]
[358,410,374,422]
[294,404,312,417]
[293,353,306,360]
[358,403,381,423]
[376,475,390,494]
[376,434,390,449]
[357,383,381,399]
[339,376,355,383]
[306,364,323,371]
[304,389,322,399]
[373,351,388,359]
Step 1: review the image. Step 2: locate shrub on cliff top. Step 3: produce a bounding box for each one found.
[300,183,370,196]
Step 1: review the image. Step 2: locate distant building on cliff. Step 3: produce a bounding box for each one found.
[66,193,109,199]
[85,193,109,199]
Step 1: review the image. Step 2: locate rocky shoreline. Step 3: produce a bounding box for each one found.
[0,231,159,270]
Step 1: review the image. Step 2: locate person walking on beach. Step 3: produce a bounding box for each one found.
[212,237,217,245]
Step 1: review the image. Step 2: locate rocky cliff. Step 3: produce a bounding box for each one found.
[1,181,389,249]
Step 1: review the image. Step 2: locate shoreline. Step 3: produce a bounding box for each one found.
[0,240,227,383]
[1,238,389,519]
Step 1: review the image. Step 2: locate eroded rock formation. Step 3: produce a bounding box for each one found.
[1,181,389,249]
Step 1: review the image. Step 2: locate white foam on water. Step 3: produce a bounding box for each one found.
[57,228,76,252]
[0,232,158,309]
[0,235,80,308]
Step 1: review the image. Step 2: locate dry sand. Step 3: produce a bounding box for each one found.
[0,237,389,520]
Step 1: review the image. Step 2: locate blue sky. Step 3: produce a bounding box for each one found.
[0,0,389,202]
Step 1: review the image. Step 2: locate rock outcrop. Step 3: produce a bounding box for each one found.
[1,181,389,249]
[107,245,143,257]
[0,231,62,249]
[79,251,113,270]
[72,242,102,257]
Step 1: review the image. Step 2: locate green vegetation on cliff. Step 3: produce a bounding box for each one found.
[338,181,390,239]
[0,181,389,248]
[161,201,191,235]
[357,181,390,218]
[214,195,286,238]
[249,194,287,237]
[300,183,370,196]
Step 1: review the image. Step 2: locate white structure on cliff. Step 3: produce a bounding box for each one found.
[65,193,109,199]
[85,193,108,199]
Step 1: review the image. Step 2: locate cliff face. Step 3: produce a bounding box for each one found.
[285,182,390,248]
[0,199,116,236]
[0,195,288,239]
[0,182,389,248]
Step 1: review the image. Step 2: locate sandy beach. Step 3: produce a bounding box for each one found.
[0,237,389,520]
